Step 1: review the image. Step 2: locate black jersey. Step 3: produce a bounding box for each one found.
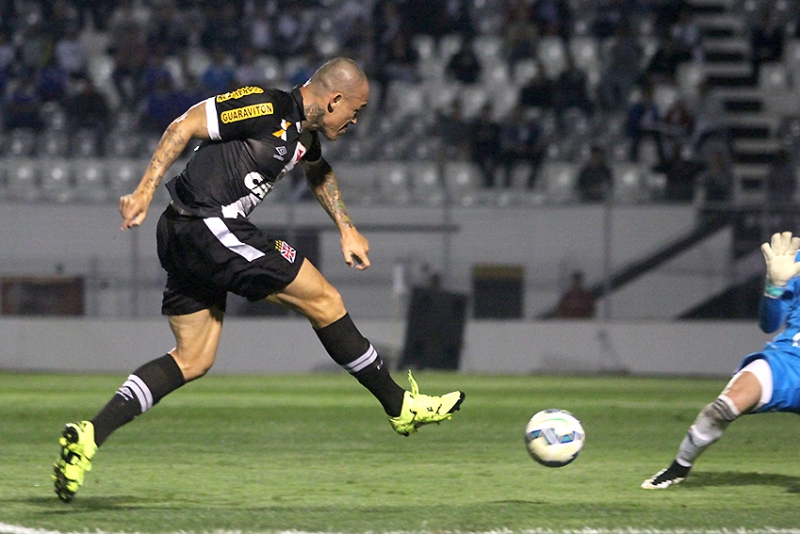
[165,86,322,219]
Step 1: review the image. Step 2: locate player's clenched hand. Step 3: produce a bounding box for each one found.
[119,191,151,230]
[762,231,800,287]
[340,226,370,270]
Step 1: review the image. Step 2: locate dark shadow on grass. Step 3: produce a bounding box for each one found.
[490,499,549,505]
[19,495,171,512]
[689,471,800,493]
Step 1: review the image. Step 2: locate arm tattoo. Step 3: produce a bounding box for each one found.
[141,126,188,196]
[308,164,354,229]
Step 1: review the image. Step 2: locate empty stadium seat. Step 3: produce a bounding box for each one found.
[6,129,36,157]
[41,159,74,203]
[444,161,483,206]
[73,159,108,203]
[333,162,378,205]
[540,162,577,203]
[6,159,41,202]
[378,163,411,205]
[409,161,445,206]
[107,159,146,197]
[613,163,644,204]
[537,37,567,79]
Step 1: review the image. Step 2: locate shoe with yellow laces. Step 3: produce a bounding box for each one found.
[53,421,97,503]
[389,371,465,436]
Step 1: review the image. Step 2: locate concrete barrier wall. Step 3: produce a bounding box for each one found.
[0,317,772,378]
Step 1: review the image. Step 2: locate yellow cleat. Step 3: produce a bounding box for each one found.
[388,371,465,436]
[53,421,97,503]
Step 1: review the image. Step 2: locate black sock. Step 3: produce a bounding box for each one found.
[315,313,405,417]
[91,354,185,446]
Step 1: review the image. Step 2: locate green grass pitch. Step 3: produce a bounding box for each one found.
[2,371,800,532]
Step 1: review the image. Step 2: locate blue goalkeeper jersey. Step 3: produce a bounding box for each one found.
[759,252,800,350]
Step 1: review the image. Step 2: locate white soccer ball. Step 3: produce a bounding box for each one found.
[524,408,585,467]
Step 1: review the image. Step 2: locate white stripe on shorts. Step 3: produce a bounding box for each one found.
[204,217,265,262]
[343,344,378,373]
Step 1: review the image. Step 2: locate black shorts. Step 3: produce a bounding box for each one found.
[156,204,305,316]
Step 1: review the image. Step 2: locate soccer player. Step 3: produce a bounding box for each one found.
[53,57,464,503]
[642,231,800,489]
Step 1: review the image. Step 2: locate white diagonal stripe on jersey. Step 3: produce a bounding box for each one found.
[343,344,377,373]
[205,97,221,140]
[123,374,153,413]
[204,217,265,262]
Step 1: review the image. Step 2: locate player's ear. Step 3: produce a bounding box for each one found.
[328,93,343,113]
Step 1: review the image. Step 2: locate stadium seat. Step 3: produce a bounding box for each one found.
[444,161,483,206]
[411,34,436,61]
[378,162,411,205]
[512,58,540,86]
[613,163,644,204]
[105,131,142,157]
[569,37,600,76]
[458,85,489,119]
[540,162,577,203]
[385,81,427,119]
[438,34,463,63]
[72,129,100,157]
[473,35,503,67]
[334,162,378,205]
[6,159,41,202]
[73,159,108,203]
[6,129,37,157]
[409,161,445,206]
[255,55,282,83]
[41,159,74,203]
[40,130,69,157]
[107,159,146,198]
[759,63,789,93]
[537,37,567,79]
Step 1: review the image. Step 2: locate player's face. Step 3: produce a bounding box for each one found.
[323,82,369,141]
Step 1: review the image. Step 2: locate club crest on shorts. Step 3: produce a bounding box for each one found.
[276,240,296,263]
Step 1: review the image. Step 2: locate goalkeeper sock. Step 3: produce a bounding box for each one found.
[91,354,186,446]
[676,394,740,467]
[315,313,405,417]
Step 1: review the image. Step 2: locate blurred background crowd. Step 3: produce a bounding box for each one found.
[1,0,800,207]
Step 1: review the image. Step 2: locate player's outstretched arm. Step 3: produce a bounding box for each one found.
[119,102,210,230]
[303,158,370,270]
[759,231,800,332]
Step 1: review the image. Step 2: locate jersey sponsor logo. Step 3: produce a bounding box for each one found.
[276,240,296,263]
[273,119,291,140]
[215,86,264,102]
[221,103,274,123]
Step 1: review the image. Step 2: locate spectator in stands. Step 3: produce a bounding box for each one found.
[576,145,613,203]
[64,79,111,135]
[661,97,695,159]
[4,75,44,131]
[552,51,595,125]
[18,14,54,74]
[626,83,667,168]
[750,10,785,84]
[274,3,312,56]
[375,31,419,88]
[246,2,275,54]
[140,46,174,97]
[406,0,474,41]
[691,81,730,160]
[597,22,643,111]
[644,35,690,86]
[108,2,149,110]
[235,46,269,87]
[504,2,538,66]
[437,99,472,162]
[519,59,555,110]
[670,9,704,63]
[591,0,634,39]
[53,24,86,79]
[35,55,69,103]
[555,270,596,319]
[499,104,545,189]
[470,102,502,188]
[0,31,15,76]
[146,0,190,52]
[662,144,705,202]
[696,148,734,203]
[445,39,481,84]
[201,4,244,59]
[530,0,572,41]
[48,0,81,39]
[139,72,184,135]
[765,148,797,204]
[201,48,236,96]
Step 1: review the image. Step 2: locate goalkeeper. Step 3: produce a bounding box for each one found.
[643,231,800,489]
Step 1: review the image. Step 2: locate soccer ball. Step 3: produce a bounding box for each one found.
[524,408,585,467]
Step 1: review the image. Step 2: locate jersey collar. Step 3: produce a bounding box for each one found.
[290,86,306,132]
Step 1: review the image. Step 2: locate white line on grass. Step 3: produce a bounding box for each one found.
[3,526,800,534]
